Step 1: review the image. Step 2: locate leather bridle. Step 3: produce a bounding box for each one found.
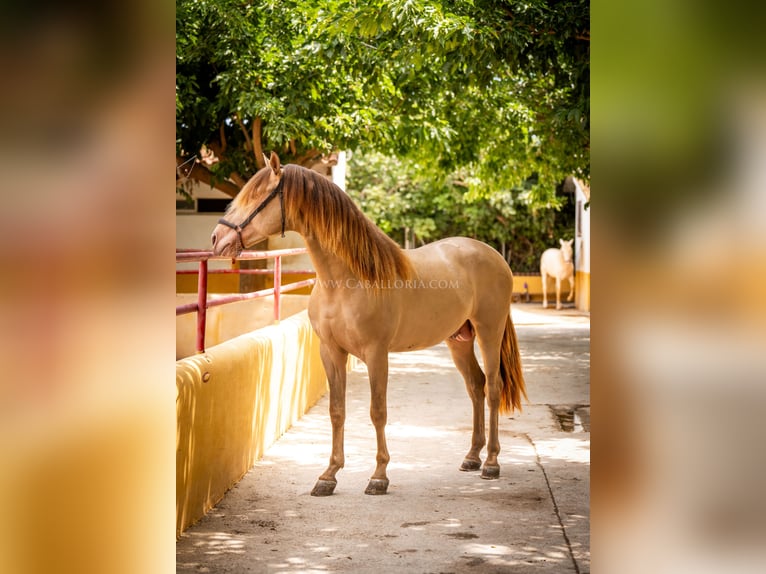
[217,173,286,249]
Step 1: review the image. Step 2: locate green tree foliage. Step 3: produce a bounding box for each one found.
[176,0,589,203]
[346,150,574,272]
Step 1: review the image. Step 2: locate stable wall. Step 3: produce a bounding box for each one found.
[176,310,327,536]
[575,271,591,311]
[176,266,240,294]
[176,294,310,359]
[514,274,563,302]
[574,179,591,312]
[177,213,240,293]
[514,273,580,305]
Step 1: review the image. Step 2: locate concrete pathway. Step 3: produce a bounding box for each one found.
[177,303,590,573]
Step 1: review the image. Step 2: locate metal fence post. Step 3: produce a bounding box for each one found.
[196,259,208,353]
[273,255,282,322]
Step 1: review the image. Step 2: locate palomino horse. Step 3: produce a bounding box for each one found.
[540,238,574,310]
[211,152,527,496]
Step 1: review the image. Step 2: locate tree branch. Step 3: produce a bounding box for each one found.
[229,172,247,187]
[219,122,227,155]
[235,114,253,152]
[176,156,241,198]
[294,148,324,167]
[253,117,265,168]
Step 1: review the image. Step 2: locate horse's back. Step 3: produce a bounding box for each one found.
[410,236,506,260]
[410,237,511,278]
[407,236,514,306]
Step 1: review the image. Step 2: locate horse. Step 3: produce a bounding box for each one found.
[540,239,575,310]
[211,152,527,496]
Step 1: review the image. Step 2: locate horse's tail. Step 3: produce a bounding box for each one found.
[499,312,528,414]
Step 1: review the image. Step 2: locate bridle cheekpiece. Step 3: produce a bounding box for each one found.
[217,172,287,250]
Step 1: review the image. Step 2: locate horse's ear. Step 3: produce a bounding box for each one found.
[559,238,565,247]
[268,151,282,175]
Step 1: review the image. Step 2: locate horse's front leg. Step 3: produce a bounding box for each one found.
[311,342,349,496]
[566,274,575,302]
[555,276,562,310]
[365,349,391,495]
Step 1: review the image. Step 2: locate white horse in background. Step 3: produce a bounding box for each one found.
[540,239,574,310]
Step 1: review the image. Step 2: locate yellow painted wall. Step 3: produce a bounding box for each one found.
[575,271,591,311]
[176,266,239,294]
[176,294,310,360]
[513,274,547,301]
[516,273,584,304]
[177,270,314,295]
[176,310,327,536]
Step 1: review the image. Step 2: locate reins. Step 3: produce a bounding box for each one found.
[217,172,287,249]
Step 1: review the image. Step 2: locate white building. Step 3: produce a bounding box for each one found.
[573,178,590,311]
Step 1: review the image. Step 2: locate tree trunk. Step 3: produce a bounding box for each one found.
[253,117,265,168]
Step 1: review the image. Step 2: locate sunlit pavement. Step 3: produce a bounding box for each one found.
[177,302,590,573]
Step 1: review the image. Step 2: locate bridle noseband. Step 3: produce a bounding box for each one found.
[218,173,286,249]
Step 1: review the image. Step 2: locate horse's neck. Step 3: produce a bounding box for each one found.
[556,249,572,266]
[304,235,355,281]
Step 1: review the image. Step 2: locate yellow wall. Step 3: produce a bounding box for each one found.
[515,273,584,305]
[176,294,310,360]
[176,310,327,536]
[176,268,239,294]
[514,275,542,298]
[177,270,315,295]
[575,271,591,311]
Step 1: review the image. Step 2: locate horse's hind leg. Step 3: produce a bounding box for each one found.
[365,348,391,495]
[446,337,486,471]
[473,321,505,479]
[311,342,349,496]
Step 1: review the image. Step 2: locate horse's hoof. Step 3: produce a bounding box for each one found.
[364,478,389,495]
[311,479,337,497]
[481,465,500,480]
[460,459,482,471]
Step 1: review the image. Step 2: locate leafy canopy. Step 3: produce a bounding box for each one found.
[346,149,576,272]
[176,0,589,204]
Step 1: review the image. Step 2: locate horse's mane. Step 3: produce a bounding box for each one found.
[281,164,413,284]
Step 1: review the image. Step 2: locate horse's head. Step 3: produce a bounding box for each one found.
[211,152,286,256]
[559,238,574,262]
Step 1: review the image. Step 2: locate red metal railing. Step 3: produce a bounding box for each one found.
[176,248,315,353]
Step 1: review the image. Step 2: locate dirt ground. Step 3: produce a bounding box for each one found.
[177,303,590,573]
